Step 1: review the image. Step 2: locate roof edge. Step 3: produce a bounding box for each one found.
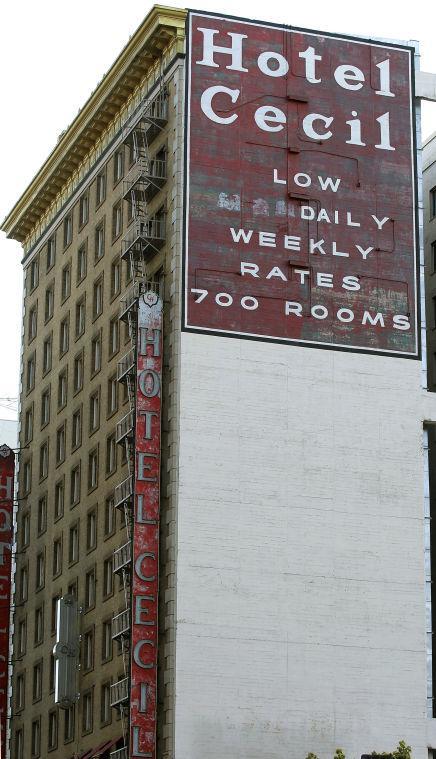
[2,4,187,243]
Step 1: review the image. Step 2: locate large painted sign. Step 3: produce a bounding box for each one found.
[131,292,162,759]
[0,445,13,758]
[184,12,418,356]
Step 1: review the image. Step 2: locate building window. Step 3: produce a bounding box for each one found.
[47,235,56,271]
[16,672,25,711]
[63,213,73,248]
[61,262,71,302]
[431,187,436,219]
[104,496,115,537]
[58,369,68,408]
[28,305,37,342]
[93,276,104,318]
[79,193,89,227]
[59,315,69,355]
[42,334,52,374]
[102,556,113,598]
[88,450,98,491]
[106,433,117,475]
[36,552,45,590]
[53,538,62,577]
[17,618,27,656]
[49,652,56,691]
[72,407,82,450]
[70,464,81,506]
[32,662,43,702]
[96,170,106,206]
[22,459,32,495]
[64,705,75,743]
[86,507,97,550]
[24,405,33,443]
[69,522,79,565]
[39,441,49,480]
[21,512,30,548]
[75,296,86,337]
[109,318,119,356]
[15,727,24,759]
[91,331,102,375]
[37,495,47,535]
[83,628,94,671]
[51,596,60,635]
[84,568,96,610]
[56,425,66,465]
[113,149,124,184]
[31,718,41,758]
[45,283,54,322]
[125,257,134,284]
[48,710,58,751]
[34,605,44,644]
[19,565,28,602]
[107,375,118,416]
[89,390,100,432]
[100,681,112,725]
[67,579,78,598]
[95,222,105,261]
[102,618,112,662]
[112,201,123,239]
[73,351,84,393]
[41,386,50,427]
[77,242,87,282]
[29,257,39,291]
[82,689,93,734]
[26,353,36,392]
[110,257,121,297]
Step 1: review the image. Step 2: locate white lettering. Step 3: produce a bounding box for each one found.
[240,262,259,277]
[375,111,395,151]
[298,46,322,83]
[393,314,411,330]
[302,113,333,141]
[258,50,289,77]
[200,85,239,124]
[362,311,385,327]
[375,59,395,97]
[254,106,286,132]
[334,64,365,90]
[196,28,248,71]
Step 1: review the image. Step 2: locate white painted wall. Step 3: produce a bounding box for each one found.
[175,335,434,759]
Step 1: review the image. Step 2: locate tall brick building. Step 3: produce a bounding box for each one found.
[3,6,436,759]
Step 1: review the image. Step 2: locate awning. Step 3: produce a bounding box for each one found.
[79,750,95,759]
[91,737,122,757]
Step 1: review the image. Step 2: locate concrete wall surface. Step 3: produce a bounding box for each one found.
[175,333,433,759]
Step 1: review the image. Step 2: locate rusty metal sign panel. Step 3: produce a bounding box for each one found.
[0,445,13,758]
[130,292,163,759]
[184,11,418,357]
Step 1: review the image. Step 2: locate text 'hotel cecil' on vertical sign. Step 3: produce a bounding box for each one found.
[184,12,418,356]
[0,445,13,758]
[131,292,162,759]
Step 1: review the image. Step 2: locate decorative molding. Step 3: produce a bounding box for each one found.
[1,5,186,251]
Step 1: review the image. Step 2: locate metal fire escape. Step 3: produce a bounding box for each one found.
[109,85,168,759]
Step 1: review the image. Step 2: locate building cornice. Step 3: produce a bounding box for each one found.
[1,4,187,246]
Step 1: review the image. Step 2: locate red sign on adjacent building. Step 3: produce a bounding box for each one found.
[0,445,13,758]
[130,293,163,758]
[184,12,418,356]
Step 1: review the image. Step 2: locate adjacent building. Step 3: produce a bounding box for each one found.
[3,6,436,759]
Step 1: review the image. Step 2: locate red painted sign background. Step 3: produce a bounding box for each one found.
[185,13,418,356]
[0,447,13,758]
[130,293,162,759]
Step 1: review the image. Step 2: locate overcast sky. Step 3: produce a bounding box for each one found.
[1,0,435,421]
